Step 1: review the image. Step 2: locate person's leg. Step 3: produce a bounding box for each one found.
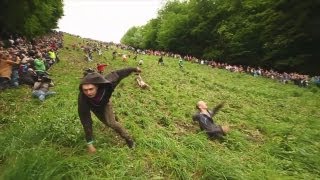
[10,70,19,87]
[45,91,56,97]
[32,90,45,101]
[207,125,226,139]
[0,77,10,90]
[102,101,134,148]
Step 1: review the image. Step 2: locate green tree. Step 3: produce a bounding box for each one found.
[141,18,160,50]
[122,0,320,75]
[259,0,320,74]
[0,0,63,38]
[121,26,139,47]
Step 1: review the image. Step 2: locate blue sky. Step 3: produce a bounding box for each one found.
[58,0,164,43]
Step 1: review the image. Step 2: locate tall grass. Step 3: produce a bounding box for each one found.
[0,34,319,179]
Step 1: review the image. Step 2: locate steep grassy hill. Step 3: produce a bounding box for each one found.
[0,34,319,179]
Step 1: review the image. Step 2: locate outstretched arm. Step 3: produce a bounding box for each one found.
[105,67,141,89]
[192,114,199,122]
[211,102,225,117]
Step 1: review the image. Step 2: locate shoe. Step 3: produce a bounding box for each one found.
[126,139,135,149]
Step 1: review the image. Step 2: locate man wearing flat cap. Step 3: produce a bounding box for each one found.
[78,67,141,153]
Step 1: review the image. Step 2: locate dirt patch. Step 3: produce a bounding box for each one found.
[243,129,265,143]
[173,120,199,136]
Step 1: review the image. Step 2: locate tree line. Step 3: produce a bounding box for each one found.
[0,0,63,39]
[121,0,319,75]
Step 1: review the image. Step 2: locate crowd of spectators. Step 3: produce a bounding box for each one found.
[130,48,319,88]
[0,31,63,100]
[7,32,320,93]
[67,34,320,88]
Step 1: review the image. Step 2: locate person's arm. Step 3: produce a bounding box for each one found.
[5,59,18,65]
[78,93,94,146]
[192,114,199,122]
[210,102,225,117]
[105,67,141,89]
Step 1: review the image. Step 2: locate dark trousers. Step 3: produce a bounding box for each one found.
[0,77,10,90]
[95,101,132,141]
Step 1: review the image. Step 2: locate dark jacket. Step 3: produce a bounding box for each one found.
[78,67,137,142]
[192,103,225,138]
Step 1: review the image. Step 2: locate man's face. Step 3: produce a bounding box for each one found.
[82,84,98,98]
[197,101,208,110]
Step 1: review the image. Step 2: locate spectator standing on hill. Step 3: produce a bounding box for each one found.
[158,56,164,65]
[192,101,230,139]
[87,49,93,61]
[179,58,184,69]
[133,54,138,61]
[78,67,141,153]
[112,51,117,60]
[98,48,102,56]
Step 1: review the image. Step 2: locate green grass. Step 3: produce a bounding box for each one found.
[0,34,319,179]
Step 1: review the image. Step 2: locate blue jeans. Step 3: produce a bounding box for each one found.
[10,69,19,87]
[32,90,56,101]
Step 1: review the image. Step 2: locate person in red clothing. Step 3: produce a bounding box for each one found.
[96,63,108,74]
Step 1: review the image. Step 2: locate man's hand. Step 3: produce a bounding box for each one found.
[221,125,230,134]
[87,144,97,154]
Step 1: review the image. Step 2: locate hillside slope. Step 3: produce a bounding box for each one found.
[0,34,319,179]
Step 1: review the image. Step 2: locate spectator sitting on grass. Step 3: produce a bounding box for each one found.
[192,101,230,139]
[0,52,20,90]
[33,53,46,76]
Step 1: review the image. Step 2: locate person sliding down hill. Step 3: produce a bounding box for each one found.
[96,63,108,74]
[78,67,141,153]
[192,101,230,139]
[136,74,151,89]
